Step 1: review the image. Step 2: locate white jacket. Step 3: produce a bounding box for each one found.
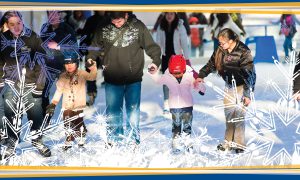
[156,19,190,59]
[150,66,205,109]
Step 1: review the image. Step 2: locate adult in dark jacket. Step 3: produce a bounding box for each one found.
[195,28,256,154]
[87,11,161,146]
[40,10,77,119]
[293,53,300,101]
[0,11,51,159]
[80,11,110,106]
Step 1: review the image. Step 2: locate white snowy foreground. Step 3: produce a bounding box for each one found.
[3,56,300,168]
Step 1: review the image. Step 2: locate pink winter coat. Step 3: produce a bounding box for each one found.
[150,66,205,109]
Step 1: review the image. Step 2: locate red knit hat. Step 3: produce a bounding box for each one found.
[168,55,186,74]
[189,17,198,24]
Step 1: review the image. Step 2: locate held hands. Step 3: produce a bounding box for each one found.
[193,78,205,96]
[46,103,56,117]
[186,59,199,79]
[47,41,60,50]
[86,59,97,70]
[148,63,158,74]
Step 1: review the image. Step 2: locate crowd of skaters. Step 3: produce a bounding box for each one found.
[0,10,299,161]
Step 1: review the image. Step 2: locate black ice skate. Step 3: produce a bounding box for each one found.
[235,148,245,154]
[32,138,51,157]
[217,142,232,151]
[62,135,74,151]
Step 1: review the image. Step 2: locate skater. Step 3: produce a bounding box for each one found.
[149,55,205,153]
[155,12,197,114]
[279,14,299,61]
[293,52,300,101]
[86,11,161,147]
[46,53,97,150]
[0,11,51,159]
[195,28,256,154]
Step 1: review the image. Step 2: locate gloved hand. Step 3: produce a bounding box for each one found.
[85,59,95,68]
[148,63,158,74]
[46,103,56,117]
[32,88,43,98]
[186,59,199,79]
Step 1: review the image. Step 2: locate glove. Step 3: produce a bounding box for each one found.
[32,88,43,98]
[198,82,206,96]
[85,59,95,68]
[192,70,199,79]
[186,59,199,79]
[148,63,158,74]
[46,103,56,117]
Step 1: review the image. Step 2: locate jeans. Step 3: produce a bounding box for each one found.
[170,107,193,138]
[283,36,293,57]
[0,94,4,132]
[105,82,141,144]
[3,87,44,142]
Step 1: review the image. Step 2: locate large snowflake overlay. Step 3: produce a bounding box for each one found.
[253,52,300,165]
[242,51,300,166]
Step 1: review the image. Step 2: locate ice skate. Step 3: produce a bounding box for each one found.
[32,138,51,157]
[217,141,232,152]
[171,137,184,154]
[62,135,74,151]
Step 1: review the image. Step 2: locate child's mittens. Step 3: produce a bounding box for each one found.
[186,59,199,79]
[85,59,95,68]
[46,103,56,117]
[192,70,199,79]
[198,83,206,96]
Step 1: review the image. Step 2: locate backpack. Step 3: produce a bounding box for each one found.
[281,15,297,37]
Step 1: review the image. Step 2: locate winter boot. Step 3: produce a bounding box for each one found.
[235,148,245,154]
[0,138,16,161]
[62,135,75,151]
[77,137,86,148]
[217,141,232,151]
[172,137,184,154]
[32,138,51,157]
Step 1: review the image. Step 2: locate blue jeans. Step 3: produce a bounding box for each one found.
[105,82,141,144]
[3,87,44,141]
[283,36,293,57]
[0,94,4,132]
[170,107,193,138]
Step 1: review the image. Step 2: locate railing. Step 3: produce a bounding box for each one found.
[148,24,300,58]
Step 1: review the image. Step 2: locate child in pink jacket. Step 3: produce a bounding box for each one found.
[149,55,205,152]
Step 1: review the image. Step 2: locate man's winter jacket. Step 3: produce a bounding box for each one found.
[87,17,161,85]
[198,41,256,98]
[0,28,46,94]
